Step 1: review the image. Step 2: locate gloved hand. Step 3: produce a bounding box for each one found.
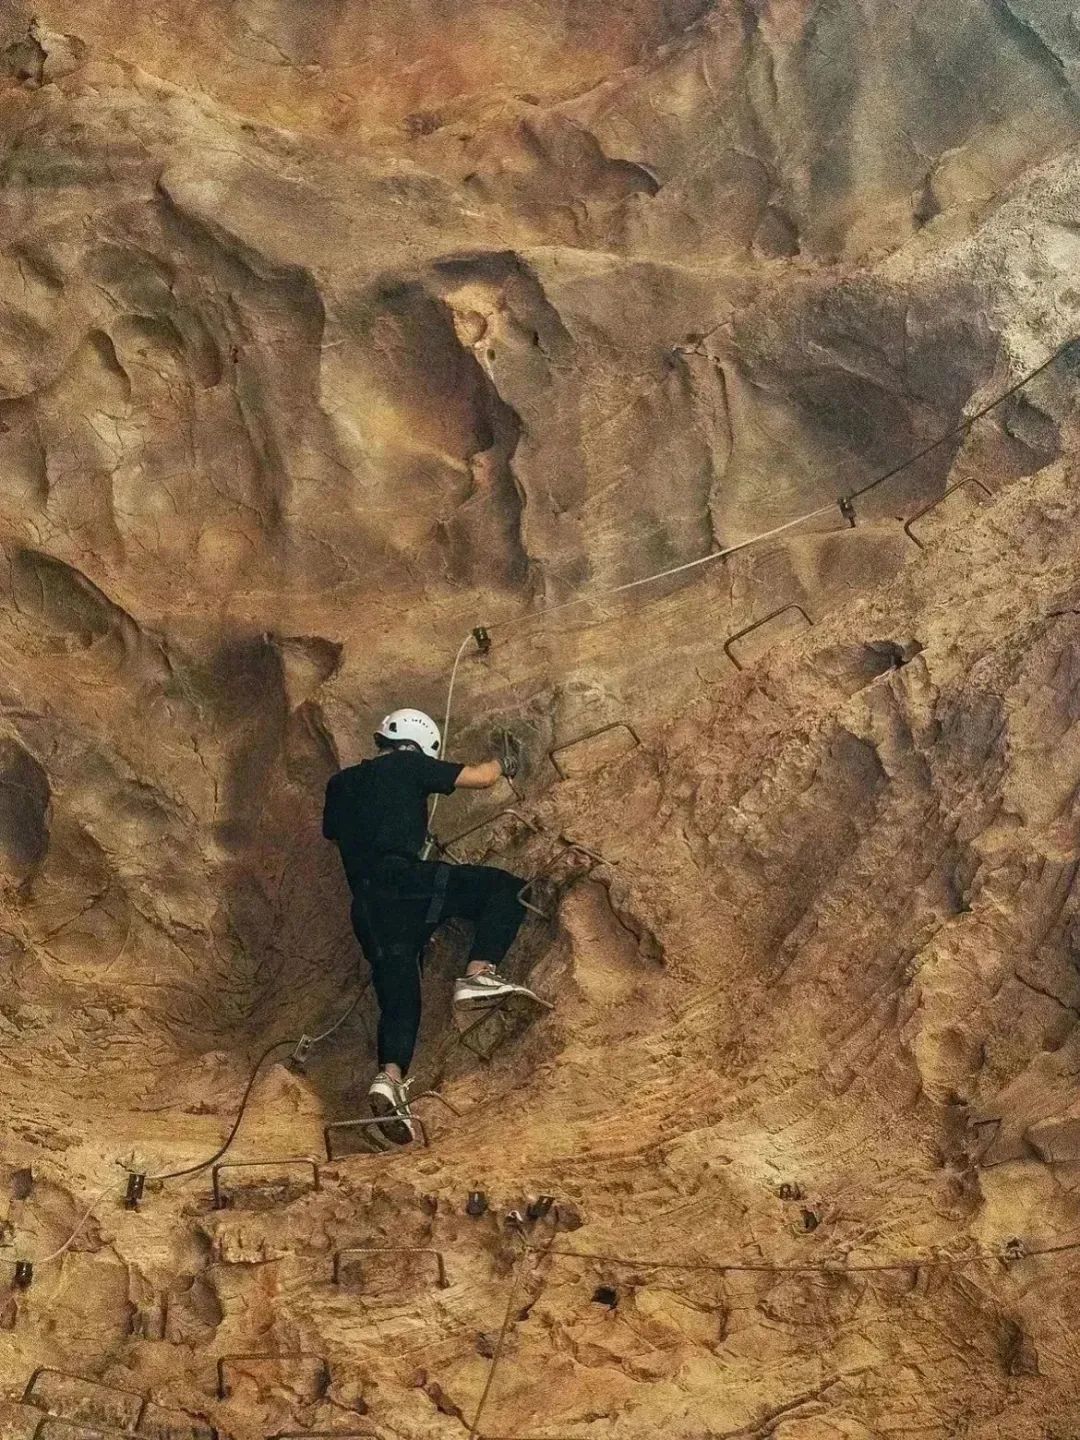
[496,728,522,780]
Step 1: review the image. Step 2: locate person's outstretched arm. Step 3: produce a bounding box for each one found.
[454,759,504,790]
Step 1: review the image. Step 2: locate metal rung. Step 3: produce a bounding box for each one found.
[455,1004,528,1062]
[723,605,813,671]
[903,477,993,549]
[22,1371,148,1433]
[331,1246,449,1289]
[216,1354,329,1401]
[440,809,541,860]
[413,1089,462,1118]
[211,1158,320,1210]
[517,834,614,920]
[323,1114,430,1161]
[33,1421,130,1440]
[548,722,641,780]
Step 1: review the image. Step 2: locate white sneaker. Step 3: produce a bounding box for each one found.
[453,967,551,1011]
[368,1071,415,1145]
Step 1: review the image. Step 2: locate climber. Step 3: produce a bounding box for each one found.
[322,708,532,1143]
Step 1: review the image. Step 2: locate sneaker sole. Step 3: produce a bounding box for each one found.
[369,1091,415,1146]
[453,993,508,1010]
[454,988,553,1011]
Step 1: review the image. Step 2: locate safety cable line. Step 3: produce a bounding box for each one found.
[468,1244,532,1440]
[846,337,1078,503]
[23,983,372,1266]
[141,1036,296,1182]
[26,1180,127,1267]
[425,632,475,851]
[11,1209,1080,1280]
[15,340,1080,1276]
[479,333,1080,637]
[464,1231,1080,1438]
[525,1236,1080,1275]
[306,983,369,1046]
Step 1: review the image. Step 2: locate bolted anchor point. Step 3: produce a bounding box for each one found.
[472,626,492,655]
[526,1194,555,1222]
[13,1260,33,1289]
[124,1172,146,1211]
[286,1035,313,1075]
[466,1191,489,1217]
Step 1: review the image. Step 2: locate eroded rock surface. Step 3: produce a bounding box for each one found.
[3,3,1080,1436]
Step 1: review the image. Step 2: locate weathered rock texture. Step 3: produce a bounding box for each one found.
[4,2,1080,1436]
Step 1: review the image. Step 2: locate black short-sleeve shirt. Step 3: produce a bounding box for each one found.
[322,749,463,891]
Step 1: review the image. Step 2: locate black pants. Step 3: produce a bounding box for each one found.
[350,857,525,1074]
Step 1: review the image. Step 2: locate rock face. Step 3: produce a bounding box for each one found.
[3,2,1080,1436]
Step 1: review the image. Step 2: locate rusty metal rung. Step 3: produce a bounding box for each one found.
[22,1369,149,1432]
[439,808,541,859]
[723,605,813,671]
[269,1434,376,1439]
[516,834,613,919]
[323,1114,430,1161]
[216,1353,329,1401]
[412,1089,462,1118]
[548,722,641,780]
[331,1245,449,1288]
[211,1158,320,1210]
[903,477,993,549]
[33,1421,132,1440]
[454,1002,542,1062]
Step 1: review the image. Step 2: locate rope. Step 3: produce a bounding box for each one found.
[526,1236,1080,1276]
[468,1244,532,1440]
[141,1036,297,1183]
[17,337,1080,1280]
[846,338,1076,503]
[27,984,371,1265]
[28,1179,127,1266]
[424,632,475,854]
[305,980,370,1046]
[477,333,1080,637]
[461,1229,1080,1427]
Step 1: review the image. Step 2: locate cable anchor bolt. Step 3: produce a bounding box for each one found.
[287,1036,313,1074]
[472,626,492,655]
[839,496,856,528]
[124,1173,146,1211]
[13,1260,32,1289]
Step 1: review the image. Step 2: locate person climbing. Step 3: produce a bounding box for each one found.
[322,708,534,1143]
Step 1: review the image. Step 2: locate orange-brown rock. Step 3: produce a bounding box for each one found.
[4,3,1080,1436]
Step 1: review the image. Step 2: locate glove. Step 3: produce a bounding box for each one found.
[496,728,522,780]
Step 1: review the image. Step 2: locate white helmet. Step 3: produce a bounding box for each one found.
[375,708,442,757]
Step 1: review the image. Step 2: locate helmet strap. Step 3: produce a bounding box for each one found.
[375,734,423,754]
